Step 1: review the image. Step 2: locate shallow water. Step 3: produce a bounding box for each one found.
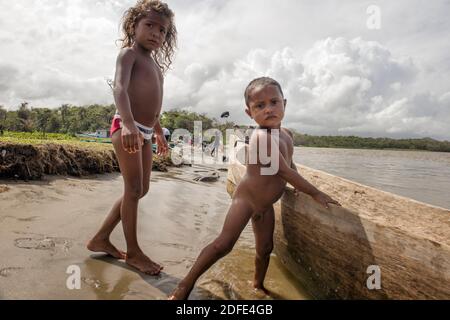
[293,147,450,210]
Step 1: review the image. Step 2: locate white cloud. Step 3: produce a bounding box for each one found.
[164,37,449,140]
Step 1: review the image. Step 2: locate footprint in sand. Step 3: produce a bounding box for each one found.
[0,267,24,278]
[14,236,72,253]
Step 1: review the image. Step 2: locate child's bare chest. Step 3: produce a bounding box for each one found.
[130,57,162,92]
[128,57,163,113]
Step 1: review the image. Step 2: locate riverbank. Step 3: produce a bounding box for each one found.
[0,141,174,180]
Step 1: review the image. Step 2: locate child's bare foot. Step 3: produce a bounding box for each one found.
[168,282,192,300]
[87,238,126,259]
[253,283,270,296]
[126,252,163,275]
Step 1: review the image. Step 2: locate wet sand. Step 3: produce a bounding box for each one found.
[0,165,309,300]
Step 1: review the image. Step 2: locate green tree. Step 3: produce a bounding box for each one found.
[0,105,6,135]
[48,113,62,133]
[35,108,53,138]
[60,104,70,133]
[17,102,34,132]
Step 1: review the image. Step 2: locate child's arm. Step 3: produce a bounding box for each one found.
[113,49,143,153]
[283,129,300,173]
[291,160,298,172]
[153,120,164,136]
[152,71,169,156]
[153,119,169,156]
[281,157,340,208]
[257,130,340,209]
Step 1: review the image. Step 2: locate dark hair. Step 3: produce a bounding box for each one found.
[244,77,284,107]
[119,0,177,73]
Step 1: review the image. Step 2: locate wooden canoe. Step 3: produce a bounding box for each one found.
[226,161,450,299]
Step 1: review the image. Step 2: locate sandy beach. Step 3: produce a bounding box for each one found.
[0,164,309,300]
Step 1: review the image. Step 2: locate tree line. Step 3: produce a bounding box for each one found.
[1,103,449,152]
[290,132,450,152]
[0,103,115,137]
[0,103,235,137]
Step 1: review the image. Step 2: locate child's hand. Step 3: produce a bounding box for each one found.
[121,124,143,154]
[312,191,341,209]
[155,134,169,156]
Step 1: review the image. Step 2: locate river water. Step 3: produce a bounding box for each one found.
[293,147,450,210]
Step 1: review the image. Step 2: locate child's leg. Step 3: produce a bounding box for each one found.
[91,130,159,274]
[125,141,163,274]
[87,131,127,259]
[87,196,125,259]
[140,140,152,200]
[251,206,275,293]
[87,138,155,259]
[87,138,158,270]
[169,197,254,300]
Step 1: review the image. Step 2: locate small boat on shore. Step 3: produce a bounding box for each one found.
[226,161,450,299]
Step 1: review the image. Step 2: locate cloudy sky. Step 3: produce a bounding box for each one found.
[0,0,449,140]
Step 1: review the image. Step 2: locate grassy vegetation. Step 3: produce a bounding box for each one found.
[1,131,76,140]
[0,131,113,151]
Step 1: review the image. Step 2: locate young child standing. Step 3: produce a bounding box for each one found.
[87,0,177,275]
[169,77,341,299]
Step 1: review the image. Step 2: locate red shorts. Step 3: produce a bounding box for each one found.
[110,116,122,138]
